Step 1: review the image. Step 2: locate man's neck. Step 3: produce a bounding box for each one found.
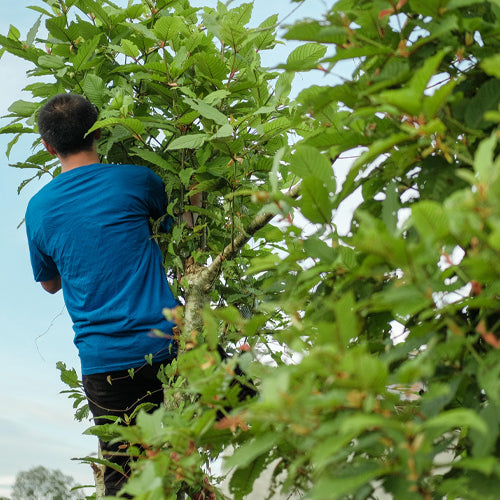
[59,150,100,173]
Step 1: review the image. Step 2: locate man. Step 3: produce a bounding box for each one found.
[25,93,182,496]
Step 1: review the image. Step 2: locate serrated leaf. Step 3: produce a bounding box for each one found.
[204,89,230,105]
[179,168,194,188]
[72,36,100,71]
[38,54,66,69]
[131,148,177,173]
[423,78,458,120]
[290,145,335,193]
[229,453,268,500]
[212,123,233,139]
[120,38,140,59]
[82,73,107,108]
[46,16,78,42]
[56,361,81,389]
[194,53,228,82]
[154,16,186,41]
[378,50,447,115]
[78,0,112,28]
[74,455,124,474]
[341,132,409,200]
[87,117,144,136]
[254,14,277,51]
[26,15,42,47]
[283,42,326,71]
[300,176,332,224]
[183,96,228,126]
[284,20,346,43]
[167,134,208,150]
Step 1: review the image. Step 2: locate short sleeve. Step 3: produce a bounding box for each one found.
[147,170,173,233]
[26,212,59,282]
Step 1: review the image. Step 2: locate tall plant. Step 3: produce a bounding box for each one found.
[5,0,500,499]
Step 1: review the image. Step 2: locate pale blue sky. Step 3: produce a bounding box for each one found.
[0,0,332,496]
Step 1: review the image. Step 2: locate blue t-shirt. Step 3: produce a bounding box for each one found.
[25,163,178,375]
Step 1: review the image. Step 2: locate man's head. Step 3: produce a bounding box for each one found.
[38,93,98,157]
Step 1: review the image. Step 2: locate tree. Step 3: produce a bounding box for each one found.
[5,0,500,499]
[11,466,82,500]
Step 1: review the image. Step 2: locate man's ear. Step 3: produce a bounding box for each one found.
[42,139,57,156]
[94,129,102,140]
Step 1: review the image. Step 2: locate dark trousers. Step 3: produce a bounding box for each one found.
[82,360,170,496]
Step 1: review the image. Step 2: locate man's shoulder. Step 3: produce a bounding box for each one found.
[103,163,159,181]
[121,163,159,178]
[26,178,57,217]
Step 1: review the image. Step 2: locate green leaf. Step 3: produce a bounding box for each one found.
[225,435,276,469]
[481,54,500,78]
[382,182,400,235]
[7,99,38,117]
[229,453,268,500]
[465,79,500,129]
[474,132,497,184]
[423,78,458,120]
[153,16,187,41]
[453,457,498,475]
[290,145,335,193]
[300,176,332,224]
[311,466,386,500]
[72,36,100,71]
[26,15,42,47]
[38,54,66,69]
[333,291,358,346]
[179,168,194,188]
[77,0,112,28]
[130,148,177,174]
[87,117,144,136]
[420,409,488,435]
[183,96,228,126]
[82,73,107,108]
[194,53,228,82]
[284,20,346,43]
[341,133,409,200]
[212,123,233,139]
[167,134,208,150]
[120,38,140,59]
[254,14,278,51]
[46,15,79,42]
[56,361,81,389]
[411,200,449,241]
[378,50,447,115]
[282,42,326,71]
[0,123,33,134]
[409,0,449,16]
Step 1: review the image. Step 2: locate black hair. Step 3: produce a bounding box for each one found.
[37,93,98,156]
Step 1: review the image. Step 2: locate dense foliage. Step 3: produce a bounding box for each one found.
[5,0,500,498]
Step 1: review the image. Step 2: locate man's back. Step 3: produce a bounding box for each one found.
[26,163,177,375]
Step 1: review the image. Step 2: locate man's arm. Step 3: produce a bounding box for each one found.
[41,275,61,294]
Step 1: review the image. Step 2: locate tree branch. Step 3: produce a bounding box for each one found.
[182,182,301,335]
